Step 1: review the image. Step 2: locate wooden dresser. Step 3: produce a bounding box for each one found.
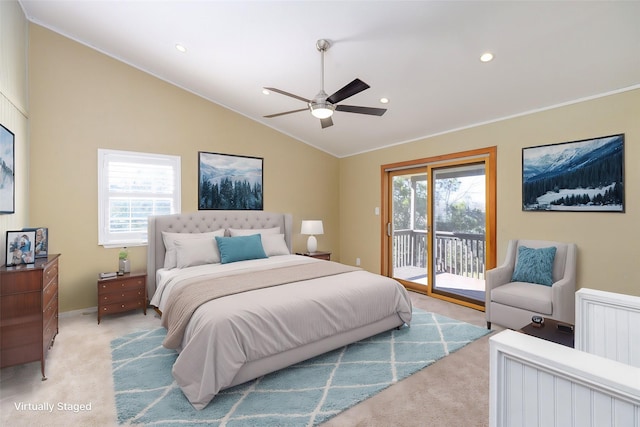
[97,272,147,324]
[0,254,60,380]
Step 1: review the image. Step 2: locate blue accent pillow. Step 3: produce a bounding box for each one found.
[215,234,267,264]
[511,246,557,286]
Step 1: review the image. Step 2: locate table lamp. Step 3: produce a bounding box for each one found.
[301,220,324,253]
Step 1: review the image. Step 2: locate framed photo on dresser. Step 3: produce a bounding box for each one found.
[23,227,48,258]
[5,230,36,266]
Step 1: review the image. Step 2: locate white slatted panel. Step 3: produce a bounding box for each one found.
[0,1,29,264]
[490,330,640,427]
[576,288,640,367]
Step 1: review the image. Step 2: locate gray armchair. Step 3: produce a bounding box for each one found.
[485,239,577,330]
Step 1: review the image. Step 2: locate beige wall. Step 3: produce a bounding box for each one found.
[339,89,640,297]
[0,1,29,262]
[13,8,640,312]
[28,24,340,312]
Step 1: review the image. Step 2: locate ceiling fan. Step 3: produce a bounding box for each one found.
[263,39,387,129]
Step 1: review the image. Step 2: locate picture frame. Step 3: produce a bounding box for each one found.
[522,134,624,212]
[6,230,37,266]
[23,227,48,258]
[0,124,15,214]
[198,151,264,210]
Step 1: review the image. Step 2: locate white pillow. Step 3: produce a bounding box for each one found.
[162,230,224,269]
[175,238,220,268]
[261,234,290,256]
[228,227,280,237]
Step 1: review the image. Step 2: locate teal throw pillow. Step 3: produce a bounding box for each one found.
[215,234,268,264]
[511,246,557,286]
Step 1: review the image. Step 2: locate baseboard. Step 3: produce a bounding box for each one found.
[59,306,97,318]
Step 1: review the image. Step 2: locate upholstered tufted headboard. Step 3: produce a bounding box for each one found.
[146,211,293,298]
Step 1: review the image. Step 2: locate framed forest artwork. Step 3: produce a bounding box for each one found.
[198,152,263,210]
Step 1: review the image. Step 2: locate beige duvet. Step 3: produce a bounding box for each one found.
[152,255,412,410]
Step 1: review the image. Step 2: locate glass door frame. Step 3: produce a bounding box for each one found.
[381,147,497,311]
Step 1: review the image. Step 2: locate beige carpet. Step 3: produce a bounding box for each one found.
[0,292,498,427]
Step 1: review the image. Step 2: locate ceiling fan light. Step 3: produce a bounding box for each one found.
[310,103,335,119]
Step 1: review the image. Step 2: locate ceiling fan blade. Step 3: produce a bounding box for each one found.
[263,108,308,118]
[335,104,387,116]
[264,87,310,103]
[320,117,333,129]
[326,78,370,104]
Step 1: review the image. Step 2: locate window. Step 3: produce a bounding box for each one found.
[98,149,180,247]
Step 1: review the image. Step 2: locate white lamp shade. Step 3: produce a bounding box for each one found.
[301,220,324,235]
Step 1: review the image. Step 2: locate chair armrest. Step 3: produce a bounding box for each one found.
[485,265,514,292]
[551,276,577,324]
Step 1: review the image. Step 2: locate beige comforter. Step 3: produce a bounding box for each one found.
[156,255,412,410]
[161,261,361,349]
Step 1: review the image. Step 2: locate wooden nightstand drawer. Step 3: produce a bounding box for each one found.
[99,277,145,292]
[100,300,145,315]
[100,289,144,304]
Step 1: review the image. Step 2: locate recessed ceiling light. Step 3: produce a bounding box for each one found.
[262,89,270,95]
[175,43,187,53]
[480,52,494,62]
[380,97,389,104]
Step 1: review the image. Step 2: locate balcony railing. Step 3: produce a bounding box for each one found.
[393,229,486,279]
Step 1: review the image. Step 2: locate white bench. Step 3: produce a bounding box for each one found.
[489,288,640,427]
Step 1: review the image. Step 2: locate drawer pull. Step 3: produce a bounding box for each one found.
[121,304,125,308]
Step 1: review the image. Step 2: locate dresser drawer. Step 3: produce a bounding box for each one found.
[99,289,144,304]
[1,342,41,368]
[1,320,41,348]
[1,292,42,322]
[43,278,58,311]
[43,315,57,353]
[43,260,58,289]
[0,270,42,295]
[43,295,58,326]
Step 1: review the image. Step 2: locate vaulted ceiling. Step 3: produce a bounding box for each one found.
[19,1,640,157]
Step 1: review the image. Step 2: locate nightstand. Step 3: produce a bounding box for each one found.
[299,251,331,261]
[97,272,147,324]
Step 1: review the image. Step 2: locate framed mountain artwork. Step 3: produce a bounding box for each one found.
[0,124,15,214]
[522,134,624,212]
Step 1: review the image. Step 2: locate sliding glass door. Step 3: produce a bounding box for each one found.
[382,148,496,311]
[431,162,486,305]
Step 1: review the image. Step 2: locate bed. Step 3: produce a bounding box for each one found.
[147,211,412,410]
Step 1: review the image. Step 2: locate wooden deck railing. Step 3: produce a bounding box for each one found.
[393,229,486,279]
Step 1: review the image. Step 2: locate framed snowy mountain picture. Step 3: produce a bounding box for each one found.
[522,134,624,212]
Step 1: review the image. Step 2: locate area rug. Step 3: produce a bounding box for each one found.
[111,309,490,426]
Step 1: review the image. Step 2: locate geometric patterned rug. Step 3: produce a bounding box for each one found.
[111,308,490,426]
